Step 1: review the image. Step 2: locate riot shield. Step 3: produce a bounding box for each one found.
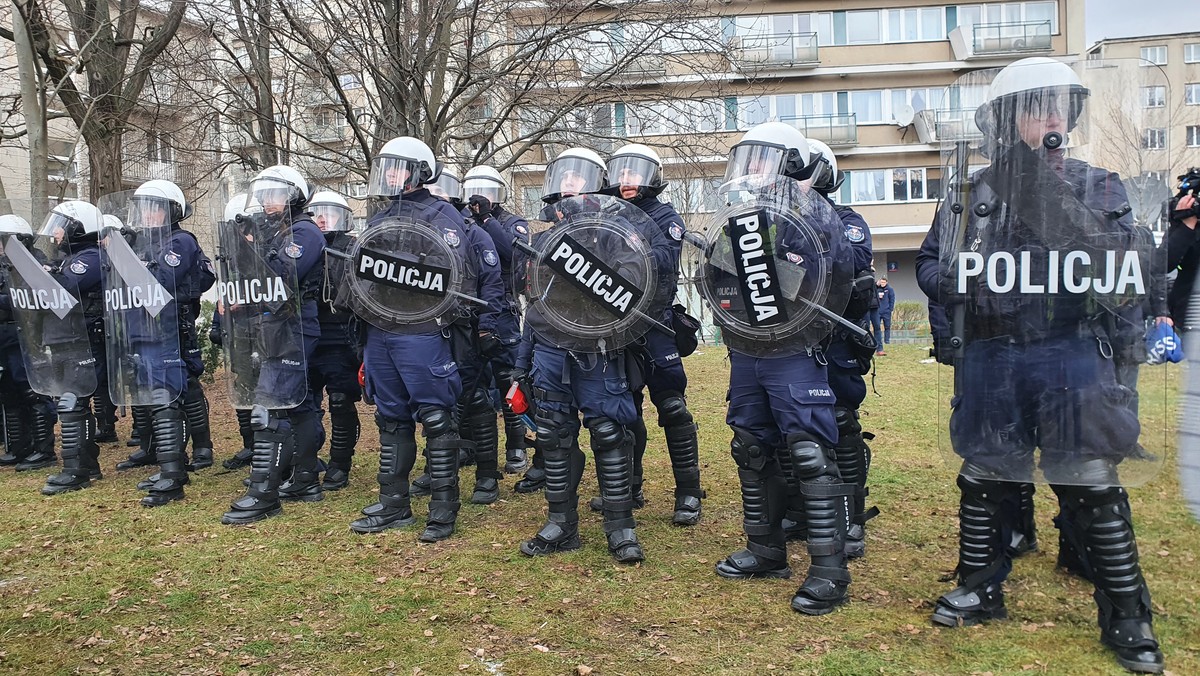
[0,200,98,399]
[97,191,184,406]
[214,196,308,410]
[339,207,465,334]
[692,175,852,358]
[934,57,1167,486]
[524,195,659,353]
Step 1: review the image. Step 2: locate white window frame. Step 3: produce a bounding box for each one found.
[1141,46,1167,65]
[1143,128,1167,150]
[1186,43,1200,64]
[1188,126,1200,148]
[1142,86,1166,108]
[1187,84,1200,105]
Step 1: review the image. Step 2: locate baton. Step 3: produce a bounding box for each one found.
[326,247,489,307]
[513,238,675,337]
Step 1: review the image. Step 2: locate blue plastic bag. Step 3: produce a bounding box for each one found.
[1145,322,1184,365]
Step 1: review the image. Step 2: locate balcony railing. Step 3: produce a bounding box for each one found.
[579,52,667,77]
[308,124,350,143]
[732,32,819,68]
[123,156,196,186]
[930,107,984,142]
[781,113,857,146]
[950,20,1053,60]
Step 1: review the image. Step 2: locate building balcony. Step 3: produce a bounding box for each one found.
[580,53,667,78]
[307,124,351,144]
[949,21,1053,60]
[731,33,819,69]
[914,108,983,144]
[123,156,196,186]
[781,113,857,146]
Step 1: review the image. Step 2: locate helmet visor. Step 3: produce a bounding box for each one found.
[128,195,174,229]
[429,172,462,202]
[38,211,78,241]
[807,155,835,193]
[462,175,506,204]
[367,156,426,197]
[311,204,352,232]
[543,157,605,200]
[607,155,662,191]
[251,176,303,213]
[724,143,788,183]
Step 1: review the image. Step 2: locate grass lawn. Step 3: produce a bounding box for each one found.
[1,344,1198,674]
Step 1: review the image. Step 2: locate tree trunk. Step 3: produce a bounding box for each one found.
[13,0,48,223]
[87,129,125,200]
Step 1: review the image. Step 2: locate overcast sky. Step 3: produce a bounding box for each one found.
[1087,0,1200,45]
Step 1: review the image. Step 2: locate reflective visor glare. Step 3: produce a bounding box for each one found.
[724,145,785,182]
[431,175,461,199]
[609,156,658,189]
[39,212,74,238]
[129,198,169,227]
[312,206,350,231]
[462,179,503,203]
[368,157,420,196]
[544,158,603,196]
[1019,87,1073,120]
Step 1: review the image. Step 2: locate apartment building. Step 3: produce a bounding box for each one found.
[1087,30,1200,219]
[509,0,1084,304]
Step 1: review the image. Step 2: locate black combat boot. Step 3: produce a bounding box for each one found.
[521,418,585,556]
[279,412,325,502]
[221,409,256,470]
[141,405,189,507]
[418,407,461,542]
[221,412,294,525]
[717,428,792,579]
[117,406,156,471]
[183,380,214,471]
[931,473,1014,627]
[502,406,529,474]
[0,401,32,466]
[462,390,502,505]
[351,416,418,533]
[322,392,360,490]
[42,400,100,495]
[833,408,878,559]
[660,393,705,526]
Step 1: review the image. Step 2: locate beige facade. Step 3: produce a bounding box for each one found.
[510,0,1085,303]
[1087,31,1200,207]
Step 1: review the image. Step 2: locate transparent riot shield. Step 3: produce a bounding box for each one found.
[339,205,465,334]
[692,175,852,359]
[525,195,659,353]
[97,191,184,407]
[934,57,1167,487]
[0,200,98,400]
[214,197,307,410]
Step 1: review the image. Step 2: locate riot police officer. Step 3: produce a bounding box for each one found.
[221,165,326,524]
[709,123,857,616]
[517,147,670,563]
[27,201,107,494]
[799,139,878,558]
[308,191,362,490]
[916,57,1163,672]
[462,165,532,478]
[0,214,57,472]
[595,144,705,526]
[349,137,478,542]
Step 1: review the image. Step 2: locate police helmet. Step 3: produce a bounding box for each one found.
[39,200,103,244]
[974,56,1089,147]
[368,137,436,197]
[462,165,508,204]
[0,214,33,236]
[724,122,815,183]
[251,165,311,211]
[429,165,463,203]
[806,139,845,195]
[309,191,353,232]
[607,144,666,198]
[132,179,190,227]
[542,147,607,204]
[100,214,124,233]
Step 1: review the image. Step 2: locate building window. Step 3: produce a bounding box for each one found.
[1188,84,1200,105]
[1188,126,1200,148]
[1186,43,1200,63]
[955,2,1059,33]
[147,132,173,163]
[1142,86,1166,108]
[846,11,882,44]
[892,168,927,201]
[338,73,362,90]
[1143,128,1166,150]
[522,186,544,216]
[1141,46,1167,65]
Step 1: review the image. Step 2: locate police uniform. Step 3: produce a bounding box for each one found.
[0,249,57,471]
[350,190,476,542]
[310,228,362,491]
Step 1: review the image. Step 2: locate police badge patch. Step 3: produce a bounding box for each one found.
[69,260,89,275]
[786,252,804,265]
[483,250,498,266]
[443,229,460,247]
[844,224,865,243]
[284,242,304,259]
[164,251,182,267]
[515,224,528,236]
[669,223,684,241]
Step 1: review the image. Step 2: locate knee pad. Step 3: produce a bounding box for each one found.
[655,391,693,428]
[56,393,90,414]
[730,426,770,472]
[329,391,358,415]
[587,417,626,452]
[786,433,835,479]
[417,406,455,437]
[375,412,408,435]
[1054,482,1127,511]
[834,406,861,437]
[466,387,492,413]
[1043,457,1121,488]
